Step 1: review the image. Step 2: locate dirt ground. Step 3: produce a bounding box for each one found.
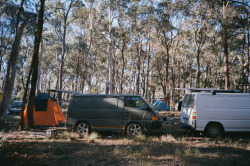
[0,112,250,166]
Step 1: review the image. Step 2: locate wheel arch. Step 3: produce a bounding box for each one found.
[74,120,91,131]
[125,121,141,130]
[204,121,224,132]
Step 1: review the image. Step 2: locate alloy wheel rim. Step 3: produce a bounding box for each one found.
[77,123,88,135]
[129,124,141,135]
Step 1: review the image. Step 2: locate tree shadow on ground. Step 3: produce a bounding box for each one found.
[1,138,250,166]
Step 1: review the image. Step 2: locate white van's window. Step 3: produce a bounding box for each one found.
[124,97,148,109]
[74,97,94,109]
[182,95,190,108]
[95,97,118,109]
[187,94,195,108]
[182,94,194,108]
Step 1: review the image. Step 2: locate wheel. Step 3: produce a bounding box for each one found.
[127,123,142,136]
[205,123,222,138]
[75,122,90,137]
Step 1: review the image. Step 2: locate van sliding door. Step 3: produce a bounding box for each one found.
[91,97,124,130]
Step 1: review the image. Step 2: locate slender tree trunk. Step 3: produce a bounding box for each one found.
[196,49,201,88]
[178,60,181,88]
[165,52,169,105]
[146,36,151,99]
[108,1,113,94]
[136,38,141,95]
[204,65,209,88]
[20,63,33,129]
[242,29,246,92]
[223,0,230,90]
[26,0,45,129]
[75,48,80,92]
[119,44,125,94]
[189,59,193,88]
[36,38,43,93]
[247,16,249,88]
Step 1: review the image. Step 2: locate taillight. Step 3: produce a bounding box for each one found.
[192,112,196,120]
[152,116,158,121]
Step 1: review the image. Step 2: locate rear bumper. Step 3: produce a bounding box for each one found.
[180,122,195,130]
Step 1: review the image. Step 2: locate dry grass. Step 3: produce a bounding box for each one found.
[86,132,99,143]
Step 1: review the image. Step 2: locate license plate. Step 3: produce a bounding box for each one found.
[184,119,188,124]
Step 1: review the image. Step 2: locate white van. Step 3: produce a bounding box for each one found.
[180,89,250,137]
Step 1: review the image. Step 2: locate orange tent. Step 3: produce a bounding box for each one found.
[24,93,65,126]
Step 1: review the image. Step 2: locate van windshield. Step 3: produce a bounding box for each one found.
[141,97,154,110]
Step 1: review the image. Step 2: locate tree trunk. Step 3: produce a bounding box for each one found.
[247,15,249,89]
[196,49,201,88]
[20,62,33,129]
[36,37,43,93]
[241,29,246,92]
[119,43,125,94]
[146,35,151,99]
[26,0,45,129]
[136,39,141,95]
[223,0,230,90]
[204,65,209,88]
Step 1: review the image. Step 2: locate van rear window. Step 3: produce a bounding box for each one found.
[182,95,189,108]
[74,97,94,109]
[95,97,118,109]
[182,94,195,108]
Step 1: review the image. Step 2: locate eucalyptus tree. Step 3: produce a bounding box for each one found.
[154,0,177,104]
[187,1,211,88]
[231,1,250,92]
[46,0,83,99]
[0,0,36,118]
[26,0,45,128]
[205,0,250,90]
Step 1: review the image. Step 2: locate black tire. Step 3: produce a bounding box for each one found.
[75,122,90,137]
[205,123,222,138]
[127,123,142,136]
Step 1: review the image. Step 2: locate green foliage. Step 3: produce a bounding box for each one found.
[0,0,249,105]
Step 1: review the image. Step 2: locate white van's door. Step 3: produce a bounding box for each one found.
[180,94,196,129]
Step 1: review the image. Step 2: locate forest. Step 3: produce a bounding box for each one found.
[0,0,249,124]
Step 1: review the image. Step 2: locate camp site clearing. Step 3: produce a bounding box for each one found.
[1,112,250,166]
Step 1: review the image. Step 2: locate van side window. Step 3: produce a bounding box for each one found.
[74,97,94,109]
[124,97,147,109]
[96,97,118,109]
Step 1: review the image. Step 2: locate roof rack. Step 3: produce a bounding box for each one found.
[175,88,240,95]
[47,89,80,94]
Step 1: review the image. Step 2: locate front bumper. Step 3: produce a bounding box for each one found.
[151,120,163,130]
